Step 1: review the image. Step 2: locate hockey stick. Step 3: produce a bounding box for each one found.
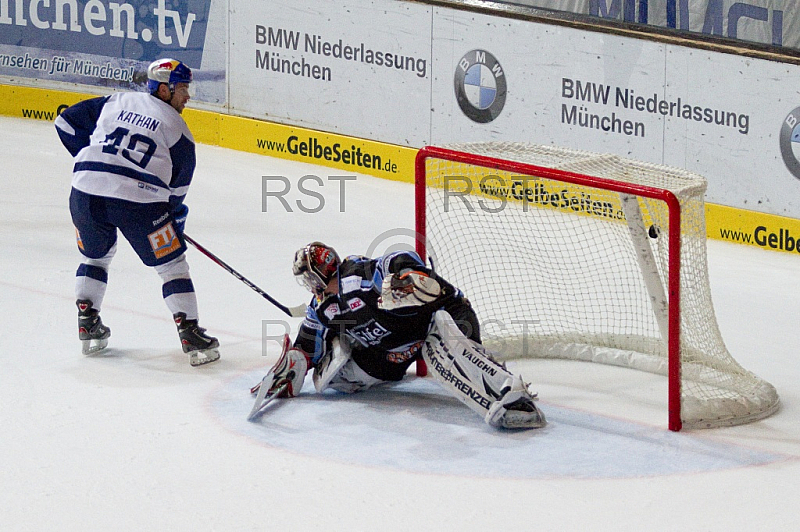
[247,369,289,421]
[184,234,306,318]
[247,333,293,421]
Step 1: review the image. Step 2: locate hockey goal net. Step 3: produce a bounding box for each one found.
[415,142,779,431]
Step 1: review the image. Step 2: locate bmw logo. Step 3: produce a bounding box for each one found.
[454,50,507,124]
[780,106,800,180]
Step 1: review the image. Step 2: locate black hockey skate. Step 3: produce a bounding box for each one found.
[174,313,220,366]
[77,299,111,355]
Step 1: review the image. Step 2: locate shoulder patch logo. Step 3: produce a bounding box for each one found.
[324,304,341,320]
[341,275,361,294]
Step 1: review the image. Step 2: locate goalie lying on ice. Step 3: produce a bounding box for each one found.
[258,242,546,430]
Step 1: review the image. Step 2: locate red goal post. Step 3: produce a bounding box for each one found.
[414,143,779,431]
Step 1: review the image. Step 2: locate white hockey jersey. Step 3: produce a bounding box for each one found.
[55,92,196,207]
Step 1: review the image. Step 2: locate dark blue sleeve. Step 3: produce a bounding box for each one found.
[383,250,426,275]
[293,303,331,365]
[169,134,196,189]
[54,96,108,157]
[169,194,187,212]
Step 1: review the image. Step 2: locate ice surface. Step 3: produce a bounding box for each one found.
[1,116,798,531]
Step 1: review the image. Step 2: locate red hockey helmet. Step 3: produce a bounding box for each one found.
[293,242,340,295]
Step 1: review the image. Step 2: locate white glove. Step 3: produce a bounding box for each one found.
[378,270,441,310]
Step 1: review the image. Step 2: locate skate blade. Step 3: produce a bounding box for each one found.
[82,338,109,355]
[189,347,221,366]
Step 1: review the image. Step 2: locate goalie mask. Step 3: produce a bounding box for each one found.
[293,242,340,295]
[147,58,193,94]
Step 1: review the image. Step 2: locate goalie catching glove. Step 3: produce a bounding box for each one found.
[378,269,442,310]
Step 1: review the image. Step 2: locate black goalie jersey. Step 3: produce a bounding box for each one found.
[294,250,479,382]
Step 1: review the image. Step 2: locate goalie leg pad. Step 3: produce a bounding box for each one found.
[313,336,353,393]
[423,311,514,416]
[423,311,546,429]
[325,359,384,394]
[267,336,309,398]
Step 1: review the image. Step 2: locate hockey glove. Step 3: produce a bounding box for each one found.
[173,204,188,234]
[268,346,310,398]
[378,269,441,310]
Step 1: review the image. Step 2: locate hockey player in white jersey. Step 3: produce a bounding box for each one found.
[55,59,219,366]
[253,242,546,429]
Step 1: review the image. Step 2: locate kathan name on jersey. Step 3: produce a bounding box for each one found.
[116,110,161,132]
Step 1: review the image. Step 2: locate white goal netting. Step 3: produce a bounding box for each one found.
[418,142,779,430]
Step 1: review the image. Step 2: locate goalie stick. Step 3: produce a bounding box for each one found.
[247,370,289,421]
[184,234,306,318]
[247,333,293,421]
